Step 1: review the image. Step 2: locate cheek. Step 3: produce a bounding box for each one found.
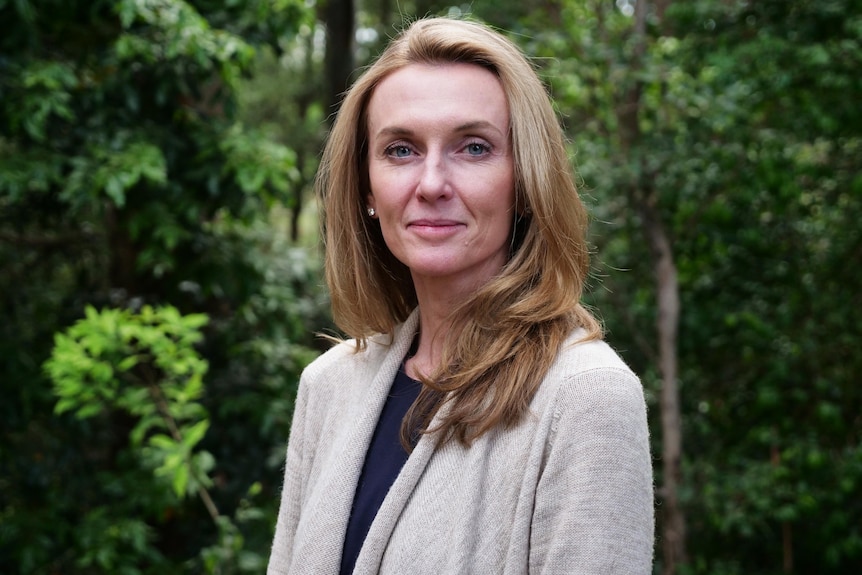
[376,216,407,261]
[488,175,516,227]
[371,178,417,223]
[367,169,397,209]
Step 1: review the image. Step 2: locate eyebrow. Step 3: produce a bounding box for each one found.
[373,120,505,139]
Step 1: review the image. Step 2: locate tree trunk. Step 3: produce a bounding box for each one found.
[323,0,355,120]
[771,442,794,573]
[617,1,687,572]
[639,194,686,574]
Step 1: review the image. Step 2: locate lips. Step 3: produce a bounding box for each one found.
[409,219,461,228]
[407,218,464,238]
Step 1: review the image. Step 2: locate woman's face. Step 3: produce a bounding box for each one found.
[366,62,515,295]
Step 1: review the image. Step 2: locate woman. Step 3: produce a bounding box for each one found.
[268,17,654,575]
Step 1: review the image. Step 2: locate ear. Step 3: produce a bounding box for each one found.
[366,193,376,213]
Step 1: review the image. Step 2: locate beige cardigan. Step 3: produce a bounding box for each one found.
[268,312,654,574]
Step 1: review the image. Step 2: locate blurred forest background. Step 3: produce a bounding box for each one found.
[1,0,860,574]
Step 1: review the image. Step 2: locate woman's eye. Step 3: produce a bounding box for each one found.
[386,145,412,158]
[465,142,490,156]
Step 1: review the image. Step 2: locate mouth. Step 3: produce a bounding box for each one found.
[409,219,461,228]
[407,219,464,237]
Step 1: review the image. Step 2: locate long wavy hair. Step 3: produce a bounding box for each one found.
[317,17,602,447]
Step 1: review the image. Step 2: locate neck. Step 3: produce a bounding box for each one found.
[406,305,446,380]
[407,268,500,380]
[405,278,467,380]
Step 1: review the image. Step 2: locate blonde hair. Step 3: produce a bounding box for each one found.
[318,17,601,447]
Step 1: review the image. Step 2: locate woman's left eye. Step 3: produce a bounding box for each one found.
[465,142,490,156]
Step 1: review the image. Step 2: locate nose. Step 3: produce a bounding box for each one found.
[416,152,452,202]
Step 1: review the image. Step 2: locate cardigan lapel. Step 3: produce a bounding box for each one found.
[291,313,420,574]
[351,423,439,574]
[351,352,456,575]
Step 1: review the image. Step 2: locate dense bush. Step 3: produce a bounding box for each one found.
[0,1,325,572]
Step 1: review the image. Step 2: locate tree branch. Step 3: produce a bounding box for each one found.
[146,380,221,523]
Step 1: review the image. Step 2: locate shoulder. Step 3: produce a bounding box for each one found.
[298,313,419,398]
[299,339,359,383]
[526,334,654,575]
[540,331,647,433]
[555,330,637,379]
[298,333,387,394]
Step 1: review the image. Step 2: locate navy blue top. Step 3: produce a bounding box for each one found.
[339,361,421,575]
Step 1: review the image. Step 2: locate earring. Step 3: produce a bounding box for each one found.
[367,207,376,217]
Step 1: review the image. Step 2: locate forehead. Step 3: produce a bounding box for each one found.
[366,62,509,135]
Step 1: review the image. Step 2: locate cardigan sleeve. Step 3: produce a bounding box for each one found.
[267,376,310,575]
[529,367,655,575]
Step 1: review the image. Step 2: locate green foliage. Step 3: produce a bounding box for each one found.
[517,0,862,573]
[72,508,163,575]
[47,305,211,499]
[39,304,290,573]
[0,0,322,573]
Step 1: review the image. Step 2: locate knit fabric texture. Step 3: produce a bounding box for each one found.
[267,311,655,574]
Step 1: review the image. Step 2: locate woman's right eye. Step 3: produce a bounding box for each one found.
[385,145,412,158]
